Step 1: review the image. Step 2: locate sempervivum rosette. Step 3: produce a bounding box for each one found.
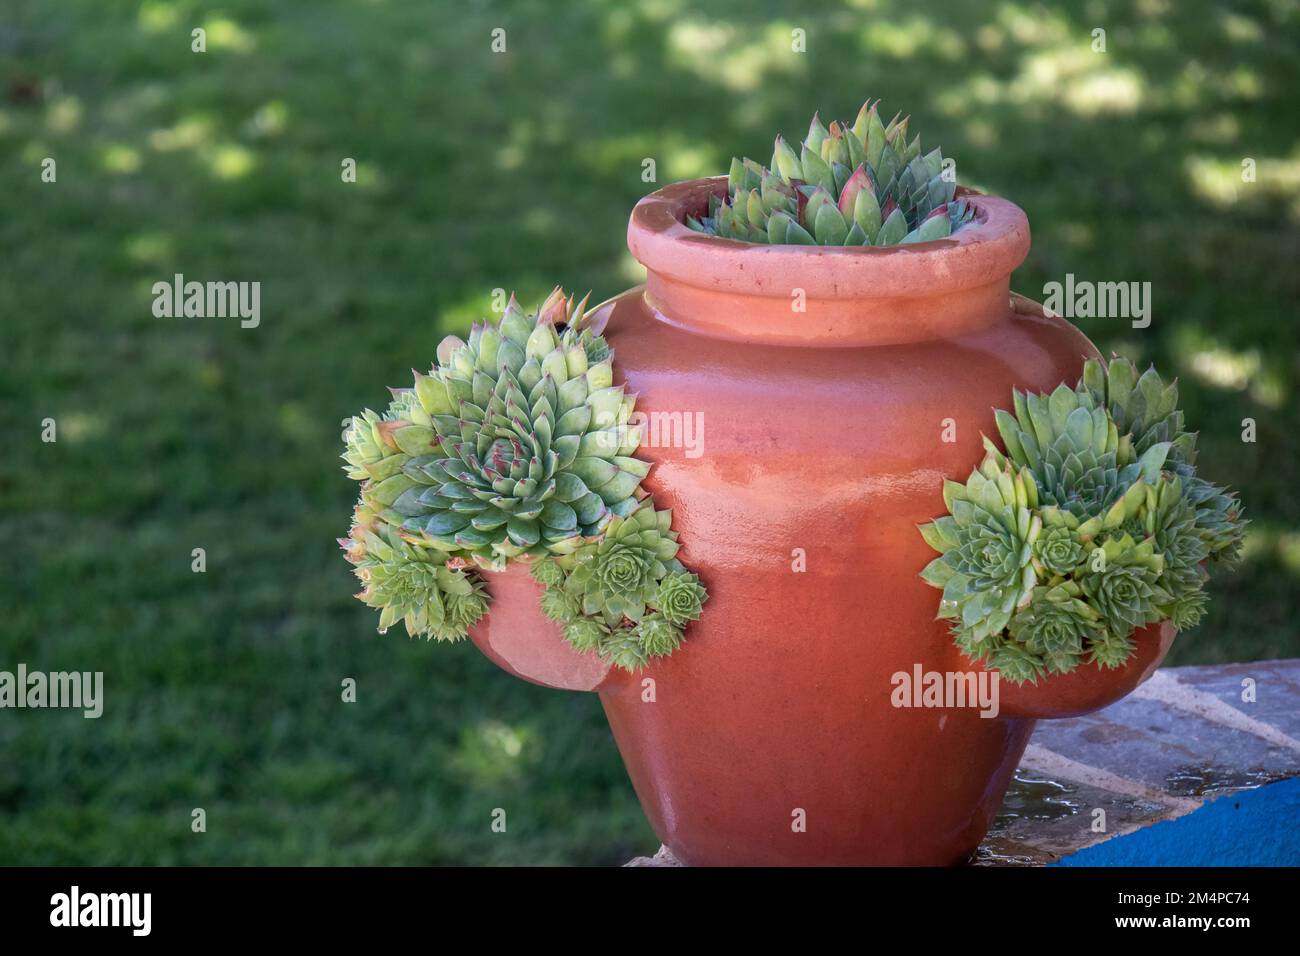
[691,98,976,247]
[341,287,710,657]
[531,500,708,672]
[919,356,1246,684]
[344,288,647,570]
[340,503,488,641]
[919,457,1041,660]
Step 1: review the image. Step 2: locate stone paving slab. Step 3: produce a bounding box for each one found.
[626,658,1300,866]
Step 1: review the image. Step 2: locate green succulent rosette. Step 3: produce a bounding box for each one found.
[531,500,709,672]
[341,287,710,657]
[920,356,1246,684]
[1077,534,1168,640]
[919,456,1041,657]
[559,500,683,626]
[1009,582,1104,678]
[1032,525,1087,577]
[690,98,976,247]
[653,571,708,627]
[341,506,488,641]
[344,287,649,571]
[634,614,685,657]
[1081,356,1247,567]
[563,617,610,654]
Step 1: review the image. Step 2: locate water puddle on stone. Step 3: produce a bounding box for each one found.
[1164,764,1286,797]
[994,770,1081,824]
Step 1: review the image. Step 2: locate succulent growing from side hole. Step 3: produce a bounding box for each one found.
[653,571,709,627]
[341,509,489,641]
[918,356,1247,684]
[919,457,1041,655]
[559,499,683,627]
[1008,582,1104,676]
[341,288,710,659]
[343,288,648,571]
[542,501,707,671]
[689,98,975,247]
[564,617,610,653]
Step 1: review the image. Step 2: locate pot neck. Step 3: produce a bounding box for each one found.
[626,178,1031,348]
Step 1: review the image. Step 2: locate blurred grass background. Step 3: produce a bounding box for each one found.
[1,0,1296,864]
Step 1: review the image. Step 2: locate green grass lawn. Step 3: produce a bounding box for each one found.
[1,0,1297,864]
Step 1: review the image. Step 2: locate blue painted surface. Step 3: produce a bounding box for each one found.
[1054,776,1300,866]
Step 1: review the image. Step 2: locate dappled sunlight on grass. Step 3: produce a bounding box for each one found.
[957,44,1145,117]
[1171,328,1286,408]
[202,15,258,54]
[149,115,215,152]
[53,412,107,444]
[862,17,965,60]
[666,18,805,93]
[662,143,721,182]
[1239,524,1300,579]
[137,0,181,34]
[1279,533,1300,577]
[45,96,83,133]
[99,144,142,174]
[449,719,538,786]
[1185,155,1300,218]
[124,231,176,266]
[244,101,289,139]
[1218,9,1266,43]
[1188,346,1260,390]
[207,142,256,180]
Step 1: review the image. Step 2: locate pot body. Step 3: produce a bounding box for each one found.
[589,293,1103,865]
[472,180,1175,865]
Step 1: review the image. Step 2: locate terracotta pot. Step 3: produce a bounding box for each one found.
[468,178,1177,865]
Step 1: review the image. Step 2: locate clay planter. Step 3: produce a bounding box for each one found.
[468,178,1176,866]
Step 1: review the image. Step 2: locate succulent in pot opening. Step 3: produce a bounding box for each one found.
[689,97,975,247]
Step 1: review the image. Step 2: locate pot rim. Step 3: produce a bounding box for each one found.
[627,176,1031,301]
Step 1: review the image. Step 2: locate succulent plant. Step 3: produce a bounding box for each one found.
[341,509,489,641]
[689,99,976,247]
[599,628,651,672]
[563,617,610,654]
[341,287,710,659]
[920,356,1246,683]
[653,571,708,627]
[530,558,566,587]
[919,457,1041,651]
[1009,582,1105,677]
[559,499,683,627]
[988,381,1171,523]
[540,585,582,624]
[1077,534,1168,639]
[1080,356,1246,566]
[987,643,1048,686]
[343,288,648,571]
[1032,525,1088,577]
[536,500,708,672]
[633,614,684,657]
